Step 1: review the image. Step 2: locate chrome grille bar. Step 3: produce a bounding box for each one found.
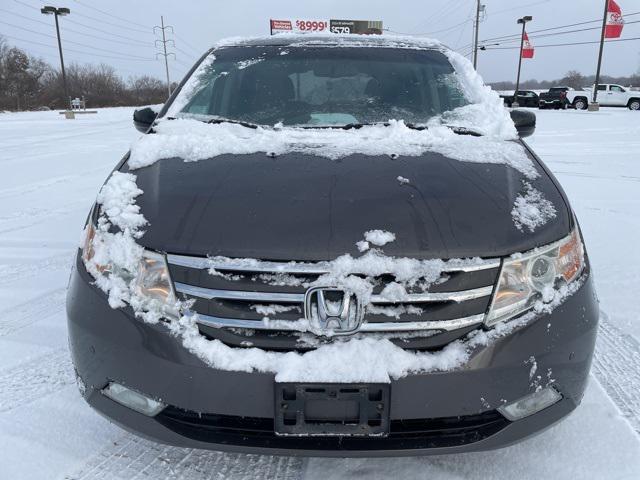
[192,312,485,333]
[167,254,500,274]
[174,282,493,304]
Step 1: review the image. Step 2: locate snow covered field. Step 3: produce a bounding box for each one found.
[0,106,639,479]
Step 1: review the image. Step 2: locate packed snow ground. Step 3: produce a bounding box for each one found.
[0,106,639,479]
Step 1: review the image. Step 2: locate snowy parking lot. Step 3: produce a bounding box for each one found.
[1,107,639,479]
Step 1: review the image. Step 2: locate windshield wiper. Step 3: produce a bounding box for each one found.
[298,122,430,131]
[448,126,483,137]
[206,117,259,129]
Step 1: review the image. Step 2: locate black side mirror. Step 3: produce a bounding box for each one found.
[510,109,536,138]
[133,107,157,133]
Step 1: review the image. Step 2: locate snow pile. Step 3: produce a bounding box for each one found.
[397,175,410,185]
[512,182,557,232]
[83,172,145,309]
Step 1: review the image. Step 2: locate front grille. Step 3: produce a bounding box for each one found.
[156,406,509,451]
[167,254,499,350]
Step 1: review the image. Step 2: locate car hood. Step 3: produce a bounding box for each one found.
[123,147,572,261]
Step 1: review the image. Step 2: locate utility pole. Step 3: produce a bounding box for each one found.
[513,15,533,108]
[41,5,70,109]
[154,16,175,98]
[590,0,610,111]
[472,1,481,69]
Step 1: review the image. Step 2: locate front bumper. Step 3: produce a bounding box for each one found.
[67,253,599,456]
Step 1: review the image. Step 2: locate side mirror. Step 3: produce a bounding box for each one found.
[510,109,536,138]
[133,107,157,133]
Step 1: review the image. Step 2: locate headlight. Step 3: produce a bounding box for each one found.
[133,250,179,319]
[82,217,111,274]
[485,229,585,326]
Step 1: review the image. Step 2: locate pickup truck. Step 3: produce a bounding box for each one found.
[539,84,640,110]
[499,90,539,108]
[586,84,640,110]
[538,87,574,109]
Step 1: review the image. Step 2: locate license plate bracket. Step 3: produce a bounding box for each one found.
[274,383,390,436]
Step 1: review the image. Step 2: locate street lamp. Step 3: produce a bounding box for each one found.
[512,15,533,108]
[41,6,71,109]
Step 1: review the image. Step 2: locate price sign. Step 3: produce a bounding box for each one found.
[330,19,383,35]
[295,20,328,32]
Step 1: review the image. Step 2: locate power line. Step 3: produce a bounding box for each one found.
[70,0,150,30]
[407,0,467,37]
[1,7,154,45]
[174,45,196,60]
[14,0,150,35]
[2,34,156,61]
[482,36,640,50]
[386,18,473,37]
[482,20,640,47]
[0,19,155,60]
[173,33,202,55]
[69,11,150,35]
[479,10,640,44]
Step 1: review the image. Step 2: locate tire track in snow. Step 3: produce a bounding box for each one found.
[0,288,67,337]
[0,200,88,235]
[0,251,74,287]
[0,347,74,413]
[64,434,303,480]
[592,311,640,435]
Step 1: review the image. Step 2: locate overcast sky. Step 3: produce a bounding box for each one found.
[3,0,640,84]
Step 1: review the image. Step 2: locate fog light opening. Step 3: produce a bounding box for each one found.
[102,382,166,417]
[498,387,562,421]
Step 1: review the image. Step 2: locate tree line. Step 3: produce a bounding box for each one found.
[0,36,173,111]
[489,69,640,91]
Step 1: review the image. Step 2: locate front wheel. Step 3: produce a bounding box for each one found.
[628,99,640,111]
[574,98,587,110]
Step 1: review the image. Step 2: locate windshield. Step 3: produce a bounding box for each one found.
[167,46,469,127]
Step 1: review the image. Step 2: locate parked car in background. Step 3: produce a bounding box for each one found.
[499,90,539,108]
[584,84,640,110]
[538,87,573,109]
[539,84,640,111]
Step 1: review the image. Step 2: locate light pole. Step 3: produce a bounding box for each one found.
[513,15,532,108]
[41,6,71,109]
[590,0,611,111]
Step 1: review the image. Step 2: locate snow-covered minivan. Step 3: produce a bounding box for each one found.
[67,34,598,456]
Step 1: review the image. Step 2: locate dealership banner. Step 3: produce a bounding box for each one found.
[270,19,329,34]
[605,0,624,39]
[521,32,534,59]
[270,19,383,35]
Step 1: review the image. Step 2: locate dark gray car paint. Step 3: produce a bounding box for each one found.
[67,253,599,455]
[124,146,571,261]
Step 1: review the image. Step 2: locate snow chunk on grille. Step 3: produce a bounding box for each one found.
[364,229,396,247]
